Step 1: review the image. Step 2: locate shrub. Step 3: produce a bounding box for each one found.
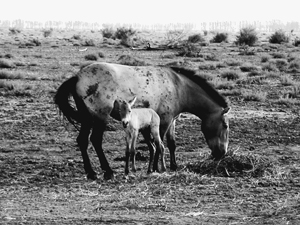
[0,70,25,80]
[82,39,95,46]
[31,38,41,46]
[294,39,300,47]
[240,63,260,72]
[280,74,294,86]
[262,62,279,72]
[118,55,148,66]
[0,59,15,68]
[198,62,217,70]
[272,59,288,72]
[9,27,21,34]
[211,79,235,90]
[261,55,271,63]
[43,28,53,37]
[242,89,267,101]
[235,27,258,46]
[225,59,241,67]
[187,34,205,43]
[221,70,241,80]
[101,27,115,39]
[272,52,286,59]
[269,30,289,44]
[114,27,136,40]
[98,51,105,58]
[84,54,98,61]
[288,60,300,72]
[177,43,201,57]
[72,34,81,40]
[211,32,228,43]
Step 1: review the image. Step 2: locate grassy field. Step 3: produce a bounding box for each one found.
[0,27,300,224]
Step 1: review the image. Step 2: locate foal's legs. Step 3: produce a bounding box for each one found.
[141,128,155,174]
[90,121,114,180]
[76,123,96,180]
[166,120,177,171]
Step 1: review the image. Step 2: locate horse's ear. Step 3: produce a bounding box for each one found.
[222,107,230,115]
[128,96,137,107]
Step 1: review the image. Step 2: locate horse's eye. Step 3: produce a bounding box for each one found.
[223,121,228,129]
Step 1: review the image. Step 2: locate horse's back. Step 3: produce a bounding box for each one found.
[75,62,182,122]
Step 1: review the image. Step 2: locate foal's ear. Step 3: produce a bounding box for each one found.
[222,107,231,115]
[128,96,137,107]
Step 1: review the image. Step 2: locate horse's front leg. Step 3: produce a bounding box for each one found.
[76,123,97,180]
[131,131,138,173]
[125,135,131,175]
[166,119,177,171]
[90,121,114,180]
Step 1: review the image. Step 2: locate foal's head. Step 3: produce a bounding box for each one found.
[118,97,137,128]
[201,107,230,160]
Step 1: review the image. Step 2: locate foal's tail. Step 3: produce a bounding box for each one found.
[54,76,82,129]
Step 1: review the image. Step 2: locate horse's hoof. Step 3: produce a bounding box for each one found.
[87,173,97,180]
[104,170,114,180]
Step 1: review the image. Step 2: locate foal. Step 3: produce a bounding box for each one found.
[117,97,166,175]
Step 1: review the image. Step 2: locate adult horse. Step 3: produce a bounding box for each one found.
[54,62,230,180]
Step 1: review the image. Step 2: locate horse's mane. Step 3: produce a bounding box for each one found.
[170,67,229,108]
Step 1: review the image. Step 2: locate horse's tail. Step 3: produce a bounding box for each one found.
[54,76,82,129]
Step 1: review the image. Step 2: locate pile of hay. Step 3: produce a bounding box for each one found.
[186,149,275,178]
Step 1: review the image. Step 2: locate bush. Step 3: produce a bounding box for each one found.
[235,27,258,46]
[187,34,205,43]
[261,55,271,63]
[211,32,228,43]
[288,60,300,72]
[118,55,148,66]
[242,89,267,101]
[269,30,289,44]
[0,59,15,68]
[294,38,300,47]
[177,43,201,57]
[31,38,41,46]
[43,28,53,37]
[84,54,98,61]
[273,59,288,72]
[101,27,115,39]
[221,70,241,80]
[240,63,260,72]
[72,34,81,40]
[114,27,136,40]
[9,27,21,34]
[98,51,105,58]
[82,39,95,46]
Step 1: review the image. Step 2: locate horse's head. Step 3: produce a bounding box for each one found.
[201,107,230,159]
[118,96,137,128]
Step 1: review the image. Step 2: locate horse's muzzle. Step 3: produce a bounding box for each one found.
[122,121,128,128]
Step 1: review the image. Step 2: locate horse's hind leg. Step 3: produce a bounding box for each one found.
[77,123,97,180]
[90,120,114,180]
[141,128,155,174]
[166,120,177,171]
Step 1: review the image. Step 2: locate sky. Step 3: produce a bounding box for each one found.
[1,0,300,25]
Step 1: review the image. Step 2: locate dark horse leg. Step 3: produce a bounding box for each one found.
[141,128,155,173]
[76,123,97,180]
[90,120,114,180]
[166,120,177,171]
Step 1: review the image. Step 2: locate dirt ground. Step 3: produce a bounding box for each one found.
[0,29,300,224]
